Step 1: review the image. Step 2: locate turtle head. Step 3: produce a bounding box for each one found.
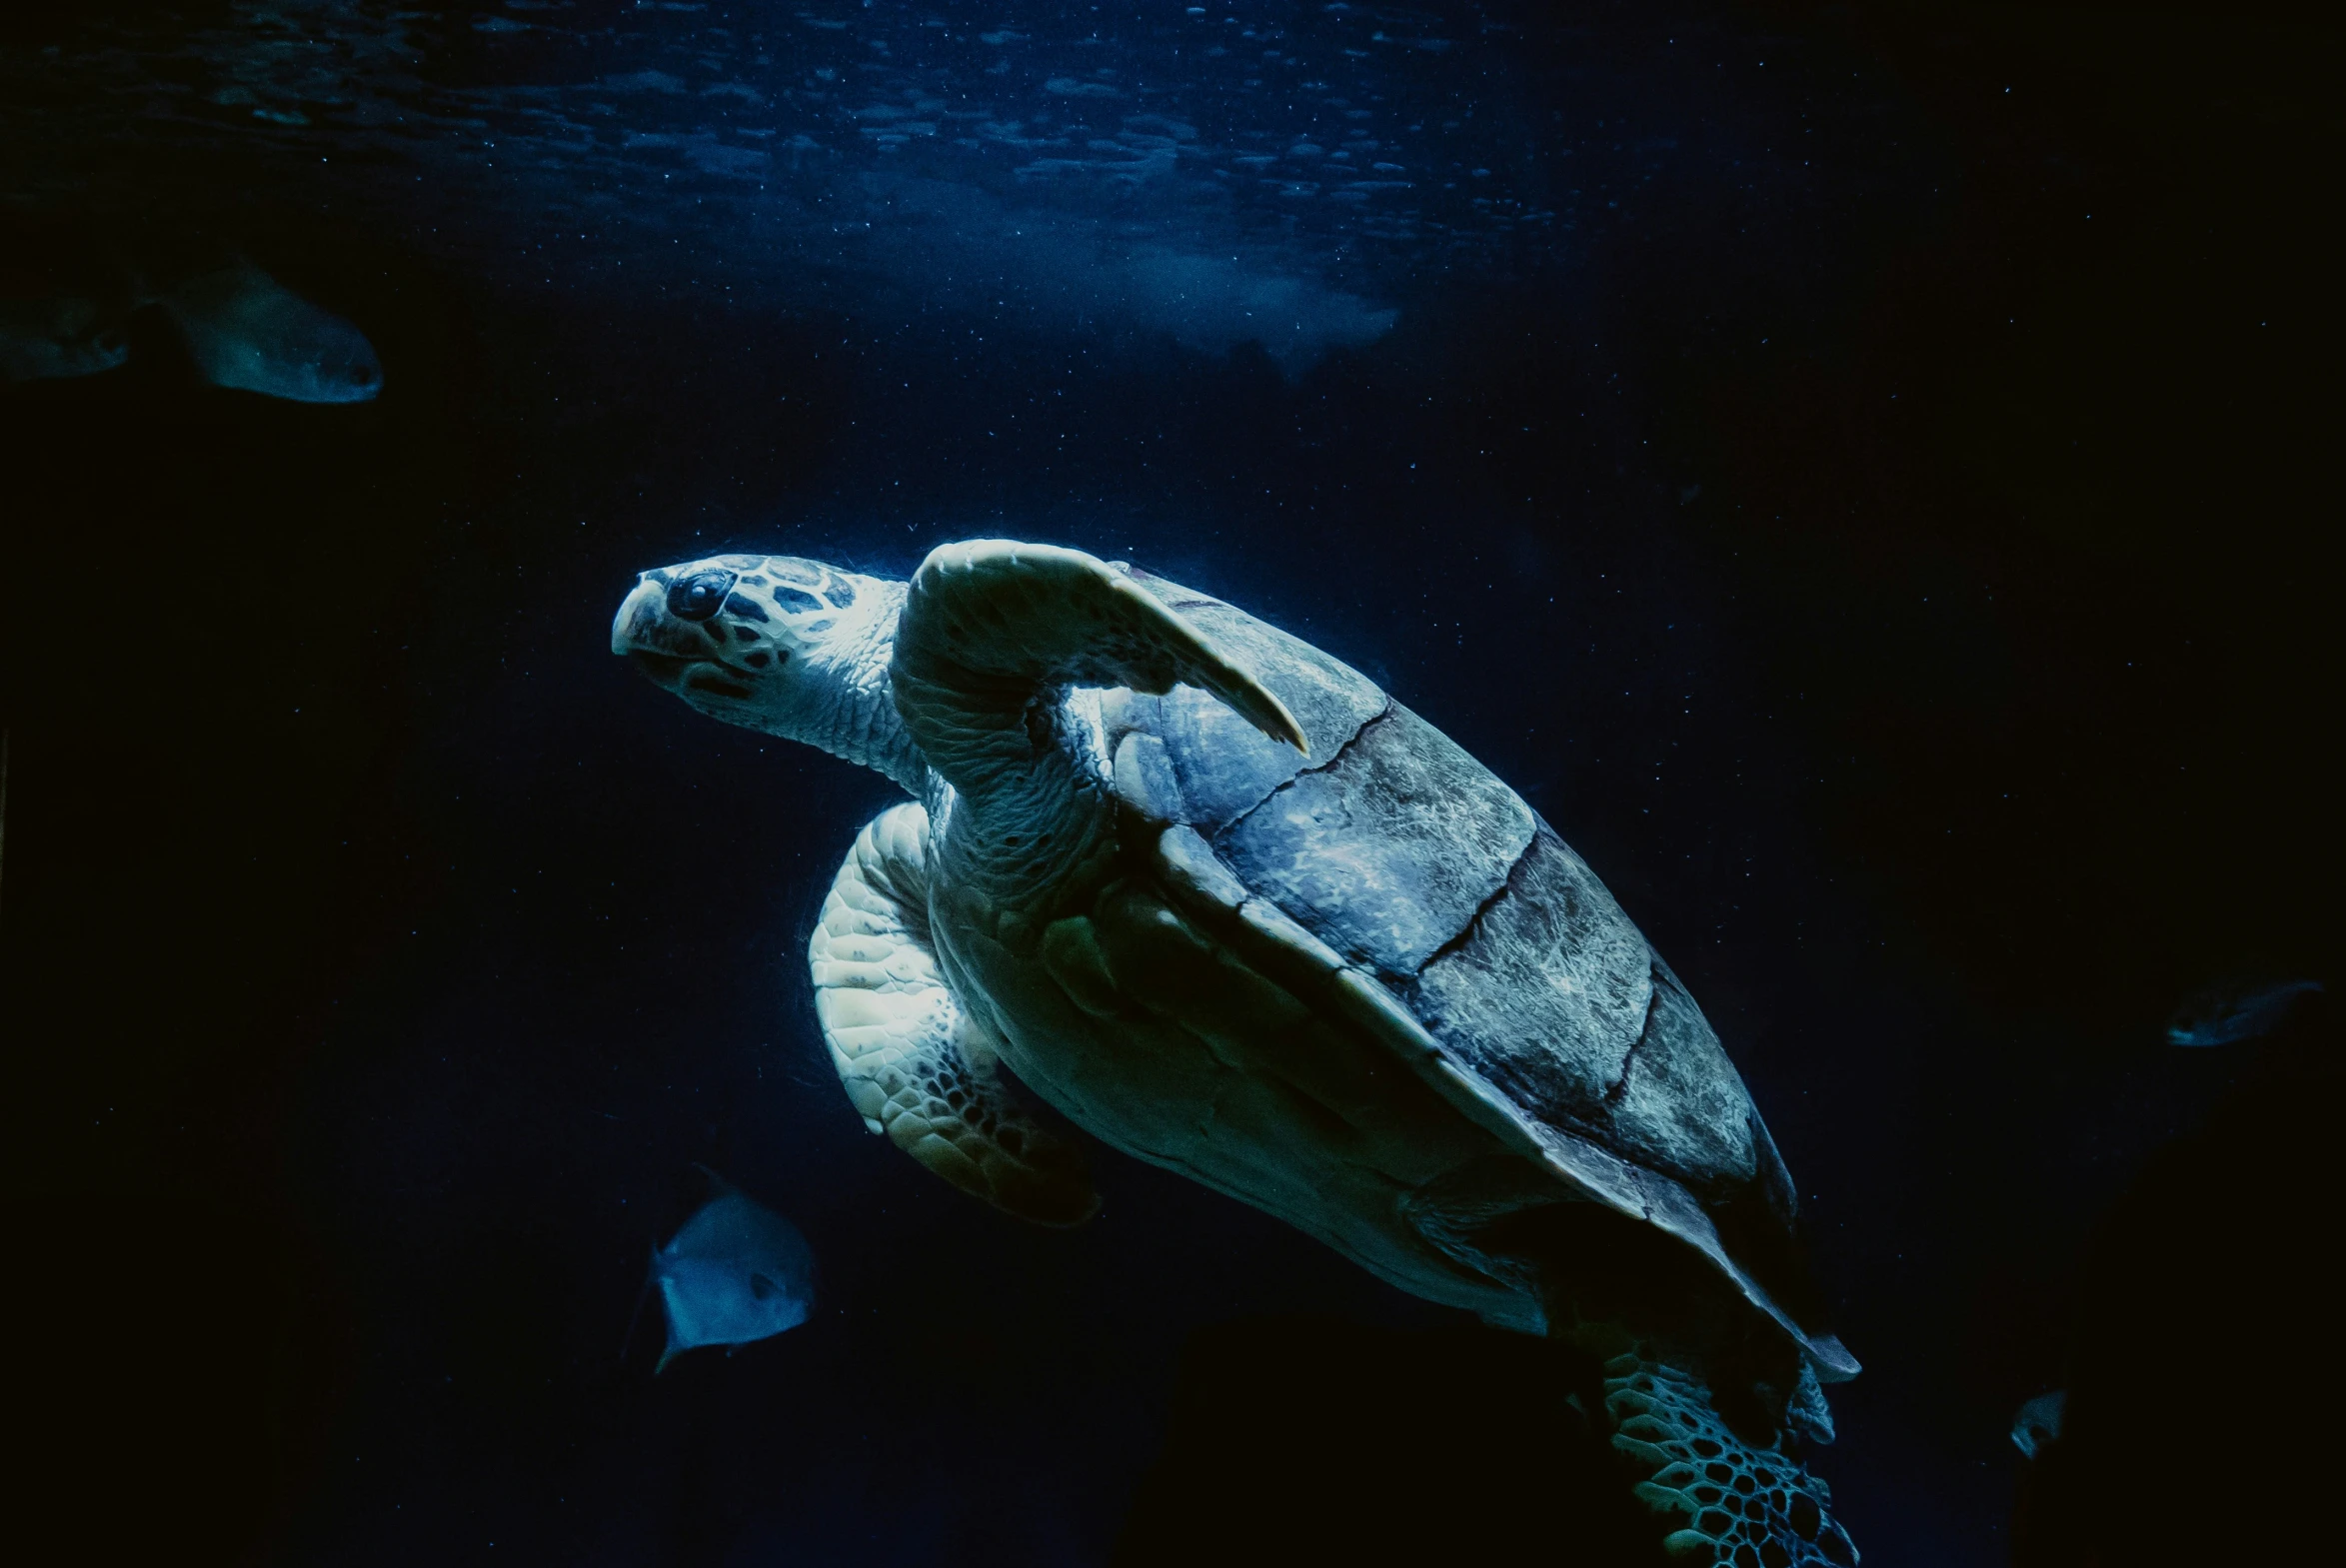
[613,553,920,782]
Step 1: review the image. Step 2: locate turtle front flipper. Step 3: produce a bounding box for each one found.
[1603,1344,1857,1566]
[891,540,1306,802]
[810,803,1101,1227]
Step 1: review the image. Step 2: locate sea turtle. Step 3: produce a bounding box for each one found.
[612,540,1861,1564]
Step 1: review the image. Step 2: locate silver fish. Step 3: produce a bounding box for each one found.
[2167,979,2323,1047]
[2010,1389,2065,1460]
[0,295,132,382]
[157,260,382,404]
[636,1166,817,1373]
[2,252,381,402]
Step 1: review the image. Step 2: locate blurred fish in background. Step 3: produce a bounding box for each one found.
[2008,1389,2065,1461]
[156,257,382,403]
[0,293,132,381]
[2015,985,2337,1565]
[2165,977,2323,1046]
[0,226,379,402]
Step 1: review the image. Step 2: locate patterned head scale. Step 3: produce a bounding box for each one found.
[611,552,873,721]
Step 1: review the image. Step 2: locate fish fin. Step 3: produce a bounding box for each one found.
[654,1292,691,1375]
[693,1162,736,1192]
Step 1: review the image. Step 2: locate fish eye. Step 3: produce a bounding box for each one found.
[749,1272,779,1301]
[669,570,738,622]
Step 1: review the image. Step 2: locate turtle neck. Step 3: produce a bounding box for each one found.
[784,575,930,796]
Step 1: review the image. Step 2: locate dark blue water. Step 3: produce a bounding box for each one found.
[3,4,2332,1565]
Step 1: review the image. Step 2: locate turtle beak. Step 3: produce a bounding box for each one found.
[613,576,713,693]
[613,572,766,709]
[612,576,667,658]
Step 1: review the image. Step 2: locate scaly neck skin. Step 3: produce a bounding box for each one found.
[765,577,930,796]
[776,576,1114,906]
[889,653,1118,909]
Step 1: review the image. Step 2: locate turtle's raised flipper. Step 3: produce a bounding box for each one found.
[1603,1346,1856,1566]
[810,803,1101,1227]
[893,540,1306,796]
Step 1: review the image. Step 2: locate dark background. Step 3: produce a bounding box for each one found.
[2,2,2333,1563]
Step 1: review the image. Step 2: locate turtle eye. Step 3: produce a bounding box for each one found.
[668,569,738,622]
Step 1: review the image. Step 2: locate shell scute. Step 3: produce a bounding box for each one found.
[1125,572,1848,1371]
[1411,824,1655,1133]
[1215,704,1534,978]
[1113,568,1386,825]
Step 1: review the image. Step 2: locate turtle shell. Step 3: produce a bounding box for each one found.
[1097,565,1855,1380]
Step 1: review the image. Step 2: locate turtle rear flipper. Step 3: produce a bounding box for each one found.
[810,802,1100,1228]
[1607,1348,1857,1566]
